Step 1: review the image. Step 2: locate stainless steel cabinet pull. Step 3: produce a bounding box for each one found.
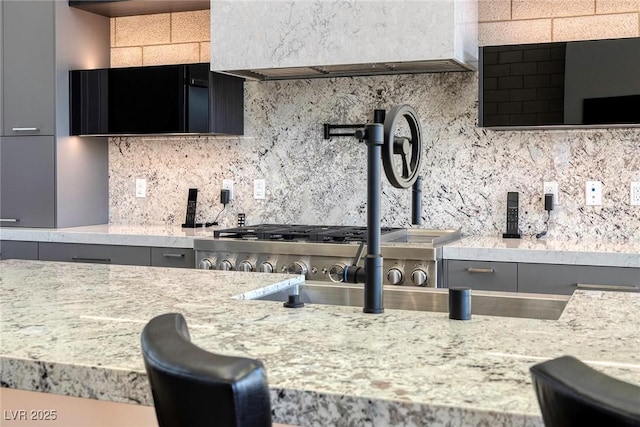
[71,257,111,263]
[576,283,638,291]
[466,267,495,274]
[11,127,40,132]
[162,253,185,258]
[0,218,19,222]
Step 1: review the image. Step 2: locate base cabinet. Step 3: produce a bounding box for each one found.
[518,263,639,295]
[0,241,39,260]
[445,260,639,295]
[446,260,517,292]
[39,243,150,266]
[151,247,195,268]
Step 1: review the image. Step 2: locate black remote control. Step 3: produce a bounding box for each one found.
[503,191,521,238]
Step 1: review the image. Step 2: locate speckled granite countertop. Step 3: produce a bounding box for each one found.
[0,224,219,248]
[443,236,640,268]
[2,260,639,426]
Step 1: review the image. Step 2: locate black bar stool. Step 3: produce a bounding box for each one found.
[530,355,640,427]
[141,313,272,427]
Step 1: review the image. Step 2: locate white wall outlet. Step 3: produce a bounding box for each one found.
[543,181,558,205]
[222,179,234,200]
[631,181,640,206]
[135,178,146,198]
[585,180,602,206]
[254,179,266,199]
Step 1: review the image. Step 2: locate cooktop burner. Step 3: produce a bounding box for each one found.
[214,224,406,243]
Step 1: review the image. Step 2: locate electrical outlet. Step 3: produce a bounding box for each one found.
[543,181,558,205]
[222,179,234,200]
[585,180,602,206]
[254,179,266,199]
[631,181,640,206]
[135,178,146,198]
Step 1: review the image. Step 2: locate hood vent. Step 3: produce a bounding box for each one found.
[228,60,473,81]
[210,0,478,81]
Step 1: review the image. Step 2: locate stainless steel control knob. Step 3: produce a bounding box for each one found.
[328,264,346,283]
[286,261,308,276]
[238,260,254,272]
[387,267,404,285]
[259,262,274,273]
[219,260,234,271]
[411,268,429,287]
[198,258,216,270]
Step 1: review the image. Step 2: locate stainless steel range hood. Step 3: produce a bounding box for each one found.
[224,59,473,81]
[210,0,478,81]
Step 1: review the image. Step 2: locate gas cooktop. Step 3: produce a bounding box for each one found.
[213,224,408,243]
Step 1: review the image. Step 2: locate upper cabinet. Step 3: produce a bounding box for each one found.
[2,0,55,136]
[70,64,244,136]
[479,37,640,130]
[209,0,478,80]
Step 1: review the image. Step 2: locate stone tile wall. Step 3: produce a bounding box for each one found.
[107,3,640,240]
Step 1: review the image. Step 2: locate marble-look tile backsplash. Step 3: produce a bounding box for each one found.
[109,72,640,239]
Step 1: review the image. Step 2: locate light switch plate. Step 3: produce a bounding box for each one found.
[254,179,266,200]
[135,178,146,198]
[585,180,602,206]
[631,181,640,206]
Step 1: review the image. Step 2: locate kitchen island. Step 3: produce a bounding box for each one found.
[1,260,639,426]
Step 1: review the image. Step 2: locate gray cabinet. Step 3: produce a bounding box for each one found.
[0,241,38,260]
[39,242,150,266]
[0,1,3,134]
[518,263,639,295]
[0,0,110,228]
[151,247,195,269]
[2,0,55,136]
[444,259,639,295]
[0,137,55,227]
[446,260,517,292]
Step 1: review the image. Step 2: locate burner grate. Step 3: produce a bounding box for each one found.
[214,224,404,243]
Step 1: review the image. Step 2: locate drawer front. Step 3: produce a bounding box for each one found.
[0,240,38,260]
[446,260,517,292]
[39,243,150,266]
[151,247,195,269]
[518,263,639,295]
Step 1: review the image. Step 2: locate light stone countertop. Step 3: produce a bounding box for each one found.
[442,235,640,268]
[0,224,220,248]
[1,260,639,427]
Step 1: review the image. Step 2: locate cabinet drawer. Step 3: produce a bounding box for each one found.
[39,243,150,266]
[446,260,517,292]
[0,240,38,260]
[151,247,195,269]
[518,263,639,295]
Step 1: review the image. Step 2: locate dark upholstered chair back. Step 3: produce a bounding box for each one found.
[530,355,640,427]
[141,313,272,427]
